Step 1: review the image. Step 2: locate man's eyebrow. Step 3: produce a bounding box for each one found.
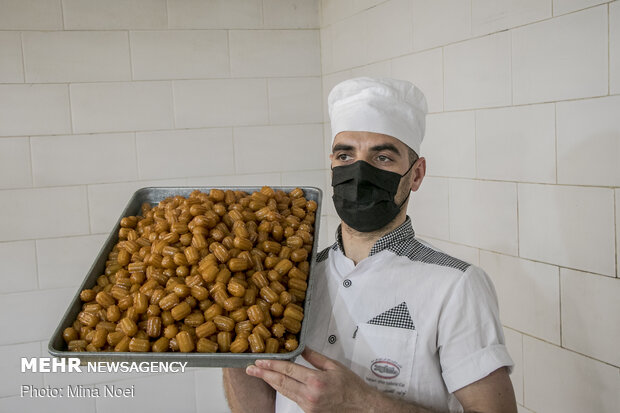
[370,143,401,155]
[332,144,355,152]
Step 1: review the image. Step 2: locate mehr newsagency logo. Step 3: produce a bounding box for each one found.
[370,359,401,379]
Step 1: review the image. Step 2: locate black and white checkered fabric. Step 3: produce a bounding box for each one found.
[332,217,470,272]
[368,302,415,330]
[315,246,332,263]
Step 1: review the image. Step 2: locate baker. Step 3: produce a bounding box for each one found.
[223,77,517,413]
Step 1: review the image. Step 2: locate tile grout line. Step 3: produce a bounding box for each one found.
[558,268,563,348]
[614,190,618,277]
[554,103,558,184]
[18,31,26,83]
[609,2,611,96]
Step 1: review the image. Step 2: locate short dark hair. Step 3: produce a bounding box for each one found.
[407,147,419,166]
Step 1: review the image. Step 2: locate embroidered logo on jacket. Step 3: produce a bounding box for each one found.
[370,359,401,379]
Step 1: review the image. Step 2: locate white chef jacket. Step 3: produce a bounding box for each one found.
[275,217,513,413]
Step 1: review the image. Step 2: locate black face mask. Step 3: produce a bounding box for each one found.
[331,160,414,233]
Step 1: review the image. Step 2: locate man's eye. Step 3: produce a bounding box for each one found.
[377,155,391,162]
[337,154,352,161]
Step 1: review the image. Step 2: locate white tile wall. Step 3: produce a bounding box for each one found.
[472,0,552,36]
[561,268,620,366]
[518,184,616,276]
[30,133,137,187]
[230,30,321,77]
[130,30,229,80]
[365,0,413,62]
[0,186,89,242]
[449,179,518,255]
[184,173,281,187]
[0,137,32,189]
[0,84,71,137]
[350,60,392,78]
[70,82,174,134]
[62,0,167,30]
[0,240,37,293]
[480,251,561,344]
[409,176,450,240]
[556,96,620,187]
[22,31,131,83]
[390,48,443,113]
[412,0,471,51]
[512,6,608,104]
[330,13,367,71]
[617,189,619,277]
[553,0,610,16]
[0,287,75,345]
[611,1,620,95]
[503,328,523,405]
[444,31,512,110]
[321,0,357,26]
[422,111,476,178]
[173,79,269,128]
[233,124,324,174]
[36,234,107,290]
[167,0,263,29]
[0,341,42,397]
[320,24,334,74]
[0,32,23,83]
[195,369,229,412]
[476,104,556,183]
[420,236,480,266]
[268,77,323,124]
[136,128,234,180]
[0,0,63,30]
[263,0,320,29]
[523,336,620,413]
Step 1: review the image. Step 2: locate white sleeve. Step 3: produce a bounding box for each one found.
[437,265,514,393]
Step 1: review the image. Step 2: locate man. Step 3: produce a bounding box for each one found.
[223,77,517,413]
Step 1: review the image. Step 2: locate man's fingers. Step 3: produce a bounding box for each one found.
[253,359,315,384]
[246,365,306,403]
[302,347,337,370]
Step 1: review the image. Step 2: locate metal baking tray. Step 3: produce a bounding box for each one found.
[48,186,322,367]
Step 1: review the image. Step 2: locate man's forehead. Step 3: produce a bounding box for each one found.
[332,131,406,152]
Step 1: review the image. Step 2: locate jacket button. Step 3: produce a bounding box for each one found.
[328,335,336,344]
[343,279,352,288]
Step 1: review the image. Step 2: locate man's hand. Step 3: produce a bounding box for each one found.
[246,347,375,413]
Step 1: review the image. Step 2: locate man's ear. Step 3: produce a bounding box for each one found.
[410,157,426,192]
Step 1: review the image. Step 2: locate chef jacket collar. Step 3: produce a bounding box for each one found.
[335,215,416,257]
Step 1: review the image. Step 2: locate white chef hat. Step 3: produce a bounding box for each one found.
[328,77,428,155]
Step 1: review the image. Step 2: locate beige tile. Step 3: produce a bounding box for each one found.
[167,0,262,29]
[0,341,42,397]
[476,104,556,183]
[423,111,476,178]
[617,189,619,277]
[234,124,324,174]
[70,81,174,134]
[268,77,323,124]
[136,128,234,180]
[518,184,615,276]
[0,186,89,242]
[391,49,443,113]
[517,405,535,413]
[449,179,518,255]
[184,173,281,187]
[444,31,511,110]
[230,30,320,77]
[503,327,523,405]
[553,0,609,15]
[523,336,620,413]
[36,234,107,290]
[0,84,71,137]
[611,1,620,95]
[420,237,480,266]
[95,373,196,412]
[194,369,230,412]
[409,176,450,240]
[350,61,391,78]
[130,30,229,80]
[561,268,620,366]
[0,240,37,293]
[22,31,131,83]
[0,137,32,189]
[0,288,75,345]
[412,0,471,51]
[472,0,551,36]
[174,79,269,128]
[264,0,319,28]
[0,395,94,413]
[321,0,356,26]
[62,0,167,29]
[557,96,620,187]
[512,6,608,104]
[330,13,367,71]
[366,0,413,62]
[0,32,23,83]
[0,0,62,29]
[321,24,334,74]
[480,251,560,344]
[31,133,137,187]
